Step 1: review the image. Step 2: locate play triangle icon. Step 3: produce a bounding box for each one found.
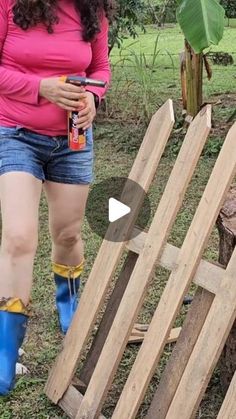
[109,198,131,223]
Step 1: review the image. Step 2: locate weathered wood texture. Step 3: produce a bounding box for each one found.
[165,246,236,419]
[129,325,181,345]
[217,372,236,419]
[45,108,236,419]
[45,100,175,403]
[216,186,236,392]
[146,287,214,419]
[58,386,105,419]
[112,115,236,419]
[79,251,138,385]
[76,106,211,418]
[127,228,223,295]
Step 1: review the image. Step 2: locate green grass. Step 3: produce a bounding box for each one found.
[1,25,236,419]
[225,18,236,28]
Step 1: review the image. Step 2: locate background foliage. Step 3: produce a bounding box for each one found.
[220,0,236,19]
[109,0,146,51]
[109,0,236,51]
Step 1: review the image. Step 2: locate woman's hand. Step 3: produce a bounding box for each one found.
[39,77,88,112]
[76,91,96,131]
[39,78,96,129]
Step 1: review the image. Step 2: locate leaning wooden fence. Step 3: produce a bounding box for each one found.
[45,100,236,419]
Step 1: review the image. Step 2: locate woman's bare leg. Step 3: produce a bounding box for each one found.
[0,172,42,306]
[43,181,89,265]
[43,181,89,333]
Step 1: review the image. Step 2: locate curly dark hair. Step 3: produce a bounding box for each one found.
[12,0,115,41]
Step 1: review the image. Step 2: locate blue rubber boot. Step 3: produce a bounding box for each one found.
[0,299,28,396]
[53,262,83,334]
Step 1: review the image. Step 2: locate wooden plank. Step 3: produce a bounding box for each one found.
[129,326,181,344]
[127,229,224,295]
[166,246,236,419]
[45,100,175,404]
[146,287,213,419]
[81,217,220,382]
[72,377,87,394]
[112,121,236,419]
[58,385,106,419]
[128,335,145,344]
[217,372,236,419]
[80,251,138,385]
[58,385,83,419]
[216,190,236,392]
[126,228,147,254]
[133,323,149,332]
[76,106,211,419]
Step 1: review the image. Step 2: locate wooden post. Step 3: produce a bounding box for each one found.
[216,186,236,392]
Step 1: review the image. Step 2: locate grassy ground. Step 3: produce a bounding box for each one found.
[108,24,236,125]
[0,25,236,418]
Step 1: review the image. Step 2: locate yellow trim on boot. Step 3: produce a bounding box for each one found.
[52,260,84,279]
[0,298,29,315]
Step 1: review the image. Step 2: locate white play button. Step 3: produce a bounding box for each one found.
[86,177,151,241]
[109,198,131,223]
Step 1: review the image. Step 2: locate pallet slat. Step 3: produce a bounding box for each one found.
[80,251,138,385]
[217,372,236,419]
[76,106,211,419]
[45,100,175,404]
[146,288,213,419]
[58,385,83,419]
[58,386,106,419]
[129,326,181,344]
[112,120,236,419]
[127,229,223,295]
[166,246,236,418]
[44,94,236,419]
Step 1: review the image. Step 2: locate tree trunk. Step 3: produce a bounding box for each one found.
[185,40,203,117]
[180,51,187,111]
[216,186,236,393]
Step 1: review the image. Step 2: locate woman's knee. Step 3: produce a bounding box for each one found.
[52,226,82,248]
[1,227,38,257]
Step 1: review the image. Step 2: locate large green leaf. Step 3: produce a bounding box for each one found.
[176,0,225,53]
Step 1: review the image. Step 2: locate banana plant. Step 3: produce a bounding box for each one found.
[176,0,225,116]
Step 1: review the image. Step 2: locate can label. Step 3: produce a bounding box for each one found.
[68,111,86,151]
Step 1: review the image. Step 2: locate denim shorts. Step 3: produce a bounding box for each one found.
[0,125,94,184]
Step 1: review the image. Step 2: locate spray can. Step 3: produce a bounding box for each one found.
[60,76,107,151]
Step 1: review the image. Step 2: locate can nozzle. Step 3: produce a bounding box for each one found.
[61,75,107,88]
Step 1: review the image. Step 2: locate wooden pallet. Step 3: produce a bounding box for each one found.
[45,100,236,419]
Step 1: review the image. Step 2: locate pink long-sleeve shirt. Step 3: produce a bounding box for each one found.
[0,0,111,135]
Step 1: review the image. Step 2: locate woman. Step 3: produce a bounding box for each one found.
[0,0,111,396]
